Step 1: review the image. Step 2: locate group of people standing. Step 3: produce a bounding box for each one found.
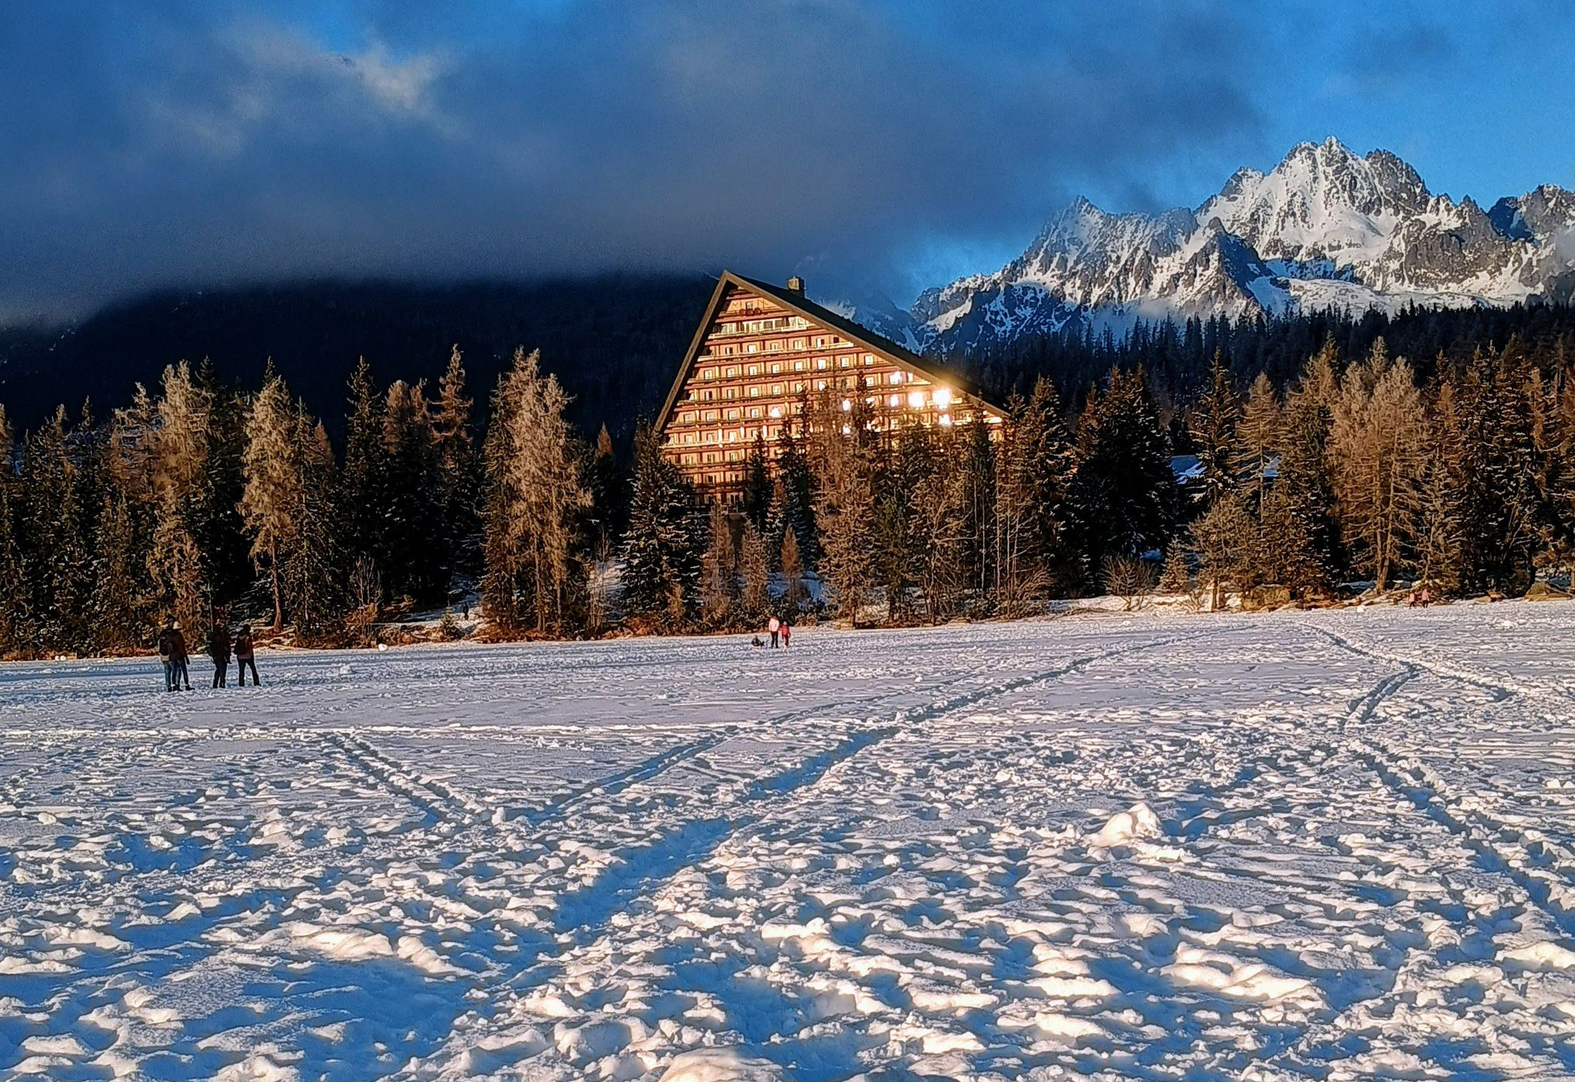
[155,620,260,692]
[755,614,792,649]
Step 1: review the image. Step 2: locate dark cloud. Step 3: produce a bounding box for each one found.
[0,1,1275,320]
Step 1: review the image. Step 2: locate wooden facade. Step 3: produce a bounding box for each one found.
[656,271,1005,496]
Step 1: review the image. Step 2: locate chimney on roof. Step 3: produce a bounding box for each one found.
[786,275,805,296]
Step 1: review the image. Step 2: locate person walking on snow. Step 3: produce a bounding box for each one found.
[208,623,232,688]
[234,626,260,686]
[168,621,192,691]
[157,622,177,691]
[767,615,780,649]
[780,621,791,649]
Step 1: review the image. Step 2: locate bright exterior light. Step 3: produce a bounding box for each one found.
[938,413,952,427]
[933,386,953,407]
[840,399,851,412]
[907,390,925,408]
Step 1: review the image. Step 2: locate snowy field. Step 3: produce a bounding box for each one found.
[7,606,1575,1080]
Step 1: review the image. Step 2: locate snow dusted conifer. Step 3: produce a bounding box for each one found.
[482,348,590,633]
[1015,376,1083,596]
[620,424,703,624]
[1189,351,1241,507]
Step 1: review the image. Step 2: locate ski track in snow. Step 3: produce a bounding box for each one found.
[7,610,1575,1079]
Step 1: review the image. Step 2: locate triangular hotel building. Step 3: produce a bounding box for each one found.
[656,271,1006,496]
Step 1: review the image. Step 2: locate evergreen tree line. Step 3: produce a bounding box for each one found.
[5,326,1575,658]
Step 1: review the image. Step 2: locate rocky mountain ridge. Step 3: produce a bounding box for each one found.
[842,137,1575,355]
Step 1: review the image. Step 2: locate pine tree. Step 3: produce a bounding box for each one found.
[381,378,445,604]
[1328,341,1426,589]
[482,348,592,634]
[1274,344,1342,590]
[1417,377,1469,595]
[620,424,703,623]
[741,432,772,531]
[287,416,344,641]
[779,527,806,614]
[20,407,94,652]
[1236,372,1280,515]
[776,419,819,569]
[340,358,386,597]
[739,520,769,618]
[806,387,876,621]
[0,483,28,655]
[1014,376,1083,595]
[1189,351,1241,507]
[1157,543,1192,595]
[135,363,214,640]
[91,491,152,654]
[1194,494,1254,609]
[432,345,482,584]
[240,369,304,632]
[1074,366,1173,569]
[1455,345,1539,593]
[192,360,252,606]
[585,424,624,553]
[698,502,738,626]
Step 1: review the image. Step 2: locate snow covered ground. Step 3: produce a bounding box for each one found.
[6,604,1575,1080]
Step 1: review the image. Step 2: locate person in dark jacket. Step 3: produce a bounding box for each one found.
[234,626,260,687]
[157,622,177,691]
[208,624,232,688]
[168,621,192,691]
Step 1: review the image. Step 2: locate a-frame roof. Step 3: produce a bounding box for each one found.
[655,270,1003,431]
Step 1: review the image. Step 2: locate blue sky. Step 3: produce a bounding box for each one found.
[0,0,1570,320]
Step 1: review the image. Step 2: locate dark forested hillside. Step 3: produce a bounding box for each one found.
[0,275,715,446]
[965,302,1575,418]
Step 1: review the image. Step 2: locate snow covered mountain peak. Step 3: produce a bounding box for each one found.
[871,138,1575,356]
[1197,136,1429,267]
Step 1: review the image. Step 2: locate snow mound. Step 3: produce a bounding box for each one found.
[658,1047,786,1082]
[1090,801,1162,846]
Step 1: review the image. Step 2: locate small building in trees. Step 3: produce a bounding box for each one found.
[656,271,1005,496]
